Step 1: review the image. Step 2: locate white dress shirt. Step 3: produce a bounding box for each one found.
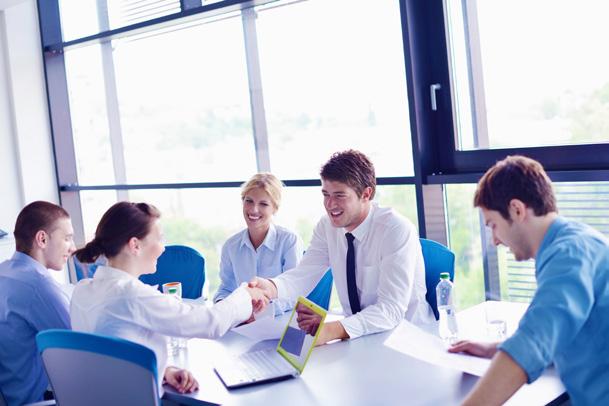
[70,265,252,392]
[272,202,434,339]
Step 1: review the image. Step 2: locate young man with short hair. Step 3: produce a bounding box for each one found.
[450,155,609,405]
[251,150,434,345]
[0,201,75,406]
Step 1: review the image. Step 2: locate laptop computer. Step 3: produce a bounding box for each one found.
[214,296,327,389]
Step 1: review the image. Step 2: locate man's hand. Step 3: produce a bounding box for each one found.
[448,340,499,359]
[296,303,322,336]
[248,277,278,300]
[245,286,269,314]
[164,366,199,394]
[315,321,349,346]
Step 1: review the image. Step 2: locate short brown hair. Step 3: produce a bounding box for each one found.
[474,155,557,220]
[320,150,376,199]
[14,201,70,254]
[241,173,283,210]
[74,202,161,263]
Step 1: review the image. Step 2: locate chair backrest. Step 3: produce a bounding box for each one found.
[0,388,7,406]
[140,245,205,299]
[36,330,159,406]
[306,270,333,310]
[420,238,456,320]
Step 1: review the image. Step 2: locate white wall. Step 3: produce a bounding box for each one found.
[0,0,64,284]
[0,0,58,236]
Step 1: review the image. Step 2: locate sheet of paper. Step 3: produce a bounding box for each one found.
[231,308,287,341]
[383,321,491,377]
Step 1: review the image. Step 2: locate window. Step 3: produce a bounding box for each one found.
[445,0,609,150]
[256,0,414,178]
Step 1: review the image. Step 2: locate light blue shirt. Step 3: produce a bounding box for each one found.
[214,224,303,314]
[0,252,70,406]
[500,217,609,404]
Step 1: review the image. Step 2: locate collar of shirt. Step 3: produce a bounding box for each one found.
[344,202,376,243]
[240,223,278,252]
[11,251,52,278]
[93,265,138,281]
[536,216,567,261]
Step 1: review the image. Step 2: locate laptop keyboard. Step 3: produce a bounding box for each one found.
[225,349,295,383]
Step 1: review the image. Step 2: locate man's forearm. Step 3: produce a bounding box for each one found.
[462,351,527,406]
[317,321,350,345]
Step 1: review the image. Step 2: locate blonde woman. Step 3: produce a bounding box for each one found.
[214,173,303,314]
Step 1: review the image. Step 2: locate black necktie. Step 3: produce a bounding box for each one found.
[346,232,361,314]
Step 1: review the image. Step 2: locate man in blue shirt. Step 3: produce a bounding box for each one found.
[449,156,609,405]
[0,201,75,405]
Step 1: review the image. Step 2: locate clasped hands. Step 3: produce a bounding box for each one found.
[242,277,277,321]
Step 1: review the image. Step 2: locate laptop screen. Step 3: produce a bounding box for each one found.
[276,296,327,373]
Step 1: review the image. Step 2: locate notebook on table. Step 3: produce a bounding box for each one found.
[214,296,327,389]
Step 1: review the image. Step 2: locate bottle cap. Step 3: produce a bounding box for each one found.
[439,272,450,280]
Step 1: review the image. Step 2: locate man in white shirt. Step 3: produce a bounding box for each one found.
[251,150,434,345]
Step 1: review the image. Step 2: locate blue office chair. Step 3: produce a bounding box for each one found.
[71,256,105,280]
[306,270,333,310]
[420,238,456,320]
[36,330,160,406]
[140,245,205,299]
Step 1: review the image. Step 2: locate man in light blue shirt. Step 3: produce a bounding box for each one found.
[450,156,609,405]
[0,201,75,406]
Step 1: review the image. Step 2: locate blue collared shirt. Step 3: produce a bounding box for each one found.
[214,224,303,313]
[500,217,609,404]
[0,252,71,406]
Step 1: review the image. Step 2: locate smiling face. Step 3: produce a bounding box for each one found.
[481,207,533,261]
[242,187,276,235]
[136,219,166,275]
[40,217,76,271]
[322,179,372,232]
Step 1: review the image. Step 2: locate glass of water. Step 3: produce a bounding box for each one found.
[485,300,507,341]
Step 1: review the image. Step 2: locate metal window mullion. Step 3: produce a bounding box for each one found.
[461,0,488,149]
[241,7,271,172]
[98,0,129,202]
[37,0,86,252]
[479,210,501,300]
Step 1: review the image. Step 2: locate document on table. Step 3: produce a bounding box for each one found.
[383,321,491,377]
[231,305,287,341]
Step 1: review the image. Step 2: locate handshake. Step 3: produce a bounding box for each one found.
[243,277,278,317]
[242,278,322,337]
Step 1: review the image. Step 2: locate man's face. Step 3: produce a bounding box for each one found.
[41,217,76,270]
[481,207,532,261]
[321,179,371,232]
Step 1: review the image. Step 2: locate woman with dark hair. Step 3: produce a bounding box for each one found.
[70,202,268,395]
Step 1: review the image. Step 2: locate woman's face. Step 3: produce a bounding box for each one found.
[242,187,276,234]
[138,219,165,274]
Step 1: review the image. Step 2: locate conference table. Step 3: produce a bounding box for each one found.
[164,301,566,406]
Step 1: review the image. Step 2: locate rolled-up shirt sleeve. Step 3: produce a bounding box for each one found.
[340,222,416,339]
[499,246,595,383]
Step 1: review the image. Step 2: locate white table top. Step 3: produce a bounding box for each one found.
[164,301,566,406]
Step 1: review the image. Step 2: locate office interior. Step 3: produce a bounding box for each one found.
[0,0,607,403]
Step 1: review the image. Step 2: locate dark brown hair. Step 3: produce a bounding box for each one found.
[320,150,376,199]
[14,201,70,254]
[474,155,557,220]
[74,202,161,263]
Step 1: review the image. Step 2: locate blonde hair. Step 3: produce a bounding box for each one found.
[241,173,284,210]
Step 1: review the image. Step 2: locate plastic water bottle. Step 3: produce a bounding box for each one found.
[436,272,458,344]
[164,285,185,354]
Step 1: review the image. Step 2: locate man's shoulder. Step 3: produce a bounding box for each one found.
[371,205,415,232]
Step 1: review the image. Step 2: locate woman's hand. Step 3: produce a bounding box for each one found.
[164,366,199,393]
